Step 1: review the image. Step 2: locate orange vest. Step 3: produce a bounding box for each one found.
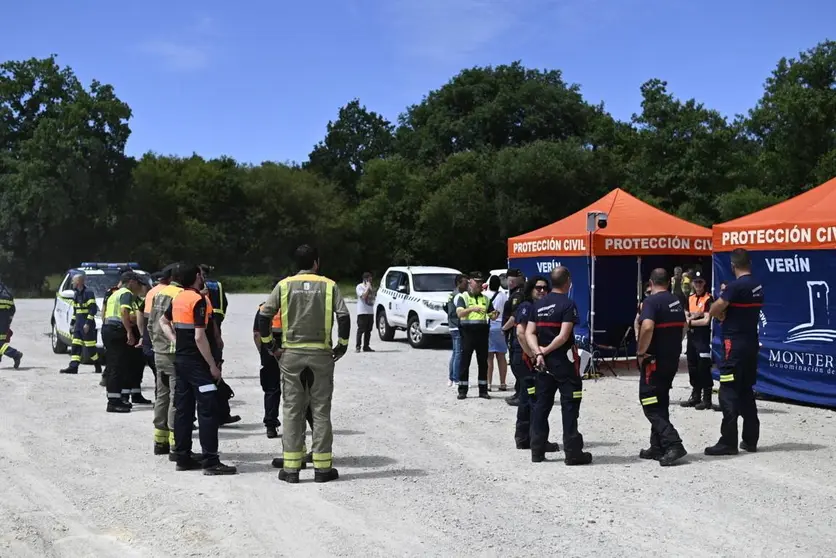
[688,293,710,314]
[259,303,282,331]
[144,283,166,315]
[172,290,209,329]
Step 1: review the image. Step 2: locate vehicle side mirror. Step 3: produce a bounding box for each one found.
[397,284,408,293]
[60,289,75,299]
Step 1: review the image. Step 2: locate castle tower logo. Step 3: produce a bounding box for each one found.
[784,281,836,343]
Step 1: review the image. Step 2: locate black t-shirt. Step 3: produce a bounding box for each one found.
[512,300,533,352]
[503,287,525,344]
[720,274,763,340]
[639,291,685,368]
[532,292,578,366]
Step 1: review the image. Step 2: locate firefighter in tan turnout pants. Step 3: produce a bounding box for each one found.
[258,245,351,484]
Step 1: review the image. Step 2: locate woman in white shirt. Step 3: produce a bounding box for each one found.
[484,275,508,391]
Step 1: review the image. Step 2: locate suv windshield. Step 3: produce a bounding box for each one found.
[412,274,458,293]
[72,273,122,298]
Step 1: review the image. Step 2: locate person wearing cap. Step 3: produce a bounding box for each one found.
[101,272,146,413]
[59,272,101,375]
[455,271,497,400]
[500,269,526,405]
[682,271,714,410]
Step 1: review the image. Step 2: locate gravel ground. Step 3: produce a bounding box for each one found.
[1,294,835,557]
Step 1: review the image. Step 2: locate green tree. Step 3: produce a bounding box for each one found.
[0,56,132,288]
[715,187,786,222]
[747,40,836,196]
[305,99,394,203]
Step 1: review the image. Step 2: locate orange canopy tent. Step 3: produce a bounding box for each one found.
[713,177,836,252]
[508,188,713,258]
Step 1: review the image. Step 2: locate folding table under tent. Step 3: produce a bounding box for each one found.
[507,187,713,353]
[712,177,836,407]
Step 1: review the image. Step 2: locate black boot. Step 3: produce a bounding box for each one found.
[659,443,688,466]
[219,415,241,426]
[265,426,279,439]
[314,468,340,483]
[154,442,170,455]
[94,362,102,375]
[639,447,663,461]
[203,462,238,476]
[13,353,22,369]
[132,393,153,405]
[740,441,758,453]
[279,469,300,483]
[59,366,78,374]
[704,442,739,456]
[695,388,713,410]
[106,401,131,413]
[680,388,700,407]
[565,452,593,466]
[176,456,204,471]
[505,396,520,406]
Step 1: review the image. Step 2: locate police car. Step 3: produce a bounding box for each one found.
[51,262,150,356]
[375,266,462,348]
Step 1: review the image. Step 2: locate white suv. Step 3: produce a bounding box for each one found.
[375,266,462,348]
[51,262,150,357]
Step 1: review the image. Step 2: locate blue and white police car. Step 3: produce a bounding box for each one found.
[50,262,150,356]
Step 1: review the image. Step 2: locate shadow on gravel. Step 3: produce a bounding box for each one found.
[334,429,365,436]
[758,442,827,452]
[339,468,428,481]
[6,366,45,371]
[591,454,641,465]
[338,455,398,468]
[582,441,619,448]
[755,407,789,414]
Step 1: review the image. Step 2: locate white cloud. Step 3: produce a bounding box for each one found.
[139,40,209,71]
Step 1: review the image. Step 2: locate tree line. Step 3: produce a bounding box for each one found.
[1,41,834,291]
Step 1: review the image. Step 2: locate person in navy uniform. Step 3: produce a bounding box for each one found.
[636,268,688,466]
[706,248,763,455]
[524,267,592,466]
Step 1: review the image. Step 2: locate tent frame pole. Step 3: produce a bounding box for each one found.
[589,230,596,377]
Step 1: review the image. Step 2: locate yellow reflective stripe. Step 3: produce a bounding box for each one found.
[0,343,8,355]
[168,431,175,446]
[337,338,348,346]
[71,355,82,362]
[280,284,289,347]
[312,452,332,468]
[0,334,5,341]
[324,281,334,346]
[283,460,302,469]
[312,452,332,460]
[719,374,735,382]
[641,396,659,406]
[527,387,536,395]
[83,341,97,347]
[72,339,83,345]
[260,336,273,344]
[284,342,330,350]
[153,428,169,443]
[90,353,99,361]
[572,391,583,399]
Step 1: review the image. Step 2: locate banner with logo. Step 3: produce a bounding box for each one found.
[712,250,836,407]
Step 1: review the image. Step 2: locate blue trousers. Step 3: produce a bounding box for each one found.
[0,312,21,362]
[173,358,220,467]
[449,329,462,382]
[70,316,99,368]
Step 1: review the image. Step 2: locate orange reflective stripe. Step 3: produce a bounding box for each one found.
[172,290,206,328]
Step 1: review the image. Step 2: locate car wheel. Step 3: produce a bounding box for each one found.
[407,314,428,348]
[51,322,68,354]
[377,309,395,341]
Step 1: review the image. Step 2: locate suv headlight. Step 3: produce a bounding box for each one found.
[422,300,444,312]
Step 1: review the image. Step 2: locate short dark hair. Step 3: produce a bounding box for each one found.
[649,268,668,287]
[730,248,751,270]
[551,266,571,289]
[294,244,319,271]
[488,275,501,291]
[454,274,467,286]
[180,264,202,288]
[362,271,372,281]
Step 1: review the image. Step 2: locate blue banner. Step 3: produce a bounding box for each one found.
[713,250,836,407]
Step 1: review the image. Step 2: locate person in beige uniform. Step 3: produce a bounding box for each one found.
[149,264,184,458]
[258,245,351,484]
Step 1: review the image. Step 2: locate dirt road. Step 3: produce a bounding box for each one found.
[1,295,834,557]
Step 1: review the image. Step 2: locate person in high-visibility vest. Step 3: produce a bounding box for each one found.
[258,245,351,484]
[160,264,237,475]
[102,272,147,413]
[0,279,22,369]
[682,272,714,410]
[455,272,498,400]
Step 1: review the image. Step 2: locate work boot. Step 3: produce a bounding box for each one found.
[203,462,238,476]
[94,362,102,375]
[99,375,106,387]
[704,443,739,456]
[154,442,170,455]
[695,388,713,410]
[363,347,375,353]
[639,447,663,461]
[478,392,491,400]
[515,440,530,450]
[132,393,153,405]
[531,453,545,463]
[314,468,340,483]
[355,347,361,353]
[265,426,279,439]
[680,388,700,407]
[740,441,758,453]
[659,443,688,467]
[545,442,560,452]
[219,415,241,426]
[59,366,77,374]
[106,401,131,413]
[170,451,201,463]
[564,452,593,466]
[175,456,204,471]
[505,396,519,407]
[121,395,132,408]
[12,354,22,369]
[272,457,307,469]
[278,469,300,484]
[457,393,466,400]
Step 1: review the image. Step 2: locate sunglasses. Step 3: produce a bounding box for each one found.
[534,285,548,291]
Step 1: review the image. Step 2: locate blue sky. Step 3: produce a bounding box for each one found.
[2,0,833,164]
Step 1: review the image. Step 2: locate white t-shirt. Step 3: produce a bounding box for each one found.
[356,283,374,315]
[484,289,508,326]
